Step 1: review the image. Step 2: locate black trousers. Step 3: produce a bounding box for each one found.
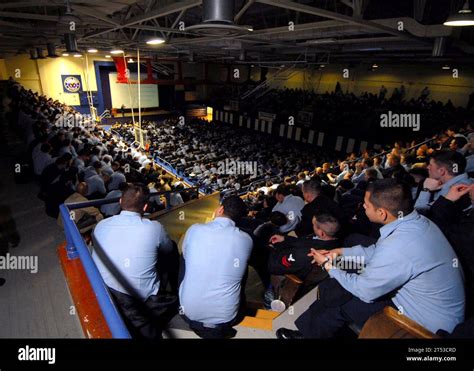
[109,287,179,339]
[295,278,395,338]
[183,315,237,339]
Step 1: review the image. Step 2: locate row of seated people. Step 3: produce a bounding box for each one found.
[88,166,473,339]
[5,83,194,225]
[112,115,474,200]
[213,83,474,143]
[90,146,473,339]
[112,117,341,194]
[5,80,474,338]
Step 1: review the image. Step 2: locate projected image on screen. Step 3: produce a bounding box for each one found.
[108,72,159,109]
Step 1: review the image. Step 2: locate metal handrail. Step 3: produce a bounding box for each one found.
[60,203,131,339]
[59,186,200,338]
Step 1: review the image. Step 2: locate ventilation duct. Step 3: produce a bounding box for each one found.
[64,33,78,52]
[47,43,59,58]
[186,0,253,36]
[203,0,234,23]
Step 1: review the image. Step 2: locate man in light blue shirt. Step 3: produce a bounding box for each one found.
[92,183,178,338]
[277,179,465,339]
[179,195,253,338]
[415,150,472,212]
[272,184,305,233]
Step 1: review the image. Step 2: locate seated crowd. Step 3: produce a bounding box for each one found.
[5,79,474,339]
[212,83,474,143]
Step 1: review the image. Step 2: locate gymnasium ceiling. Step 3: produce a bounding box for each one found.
[0,0,473,66]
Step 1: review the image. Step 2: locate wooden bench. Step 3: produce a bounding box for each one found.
[358,306,439,339]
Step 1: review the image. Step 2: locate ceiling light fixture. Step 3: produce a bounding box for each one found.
[444,0,474,26]
[110,49,124,54]
[73,53,82,58]
[87,48,98,53]
[146,38,165,45]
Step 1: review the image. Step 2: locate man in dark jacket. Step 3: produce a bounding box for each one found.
[295,179,346,238]
[428,183,474,316]
[381,153,406,179]
[268,211,341,280]
[39,153,72,199]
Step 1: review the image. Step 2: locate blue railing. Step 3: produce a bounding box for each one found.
[60,201,131,339]
[59,187,199,338]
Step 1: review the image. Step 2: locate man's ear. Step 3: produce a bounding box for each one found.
[119,198,122,206]
[143,203,148,213]
[215,205,224,217]
[377,207,388,222]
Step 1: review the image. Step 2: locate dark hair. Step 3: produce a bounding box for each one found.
[338,179,354,191]
[120,183,150,212]
[264,195,277,209]
[312,211,341,237]
[270,211,287,226]
[451,136,468,149]
[302,179,322,196]
[367,179,413,217]
[61,152,73,162]
[118,182,129,191]
[275,184,290,196]
[92,161,102,169]
[365,168,379,180]
[430,150,466,175]
[221,195,248,222]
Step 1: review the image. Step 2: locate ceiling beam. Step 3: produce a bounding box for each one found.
[0,1,58,9]
[0,10,58,22]
[72,5,121,26]
[255,0,429,44]
[234,0,255,23]
[79,0,201,41]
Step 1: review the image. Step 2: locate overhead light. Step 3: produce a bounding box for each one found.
[87,48,98,53]
[442,64,451,70]
[444,0,474,26]
[110,49,124,54]
[105,55,111,58]
[146,38,165,45]
[62,53,69,57]
[372,63,379,68]
[247,27,254,32]
[128,58,135,63]
[73,53,82,58]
